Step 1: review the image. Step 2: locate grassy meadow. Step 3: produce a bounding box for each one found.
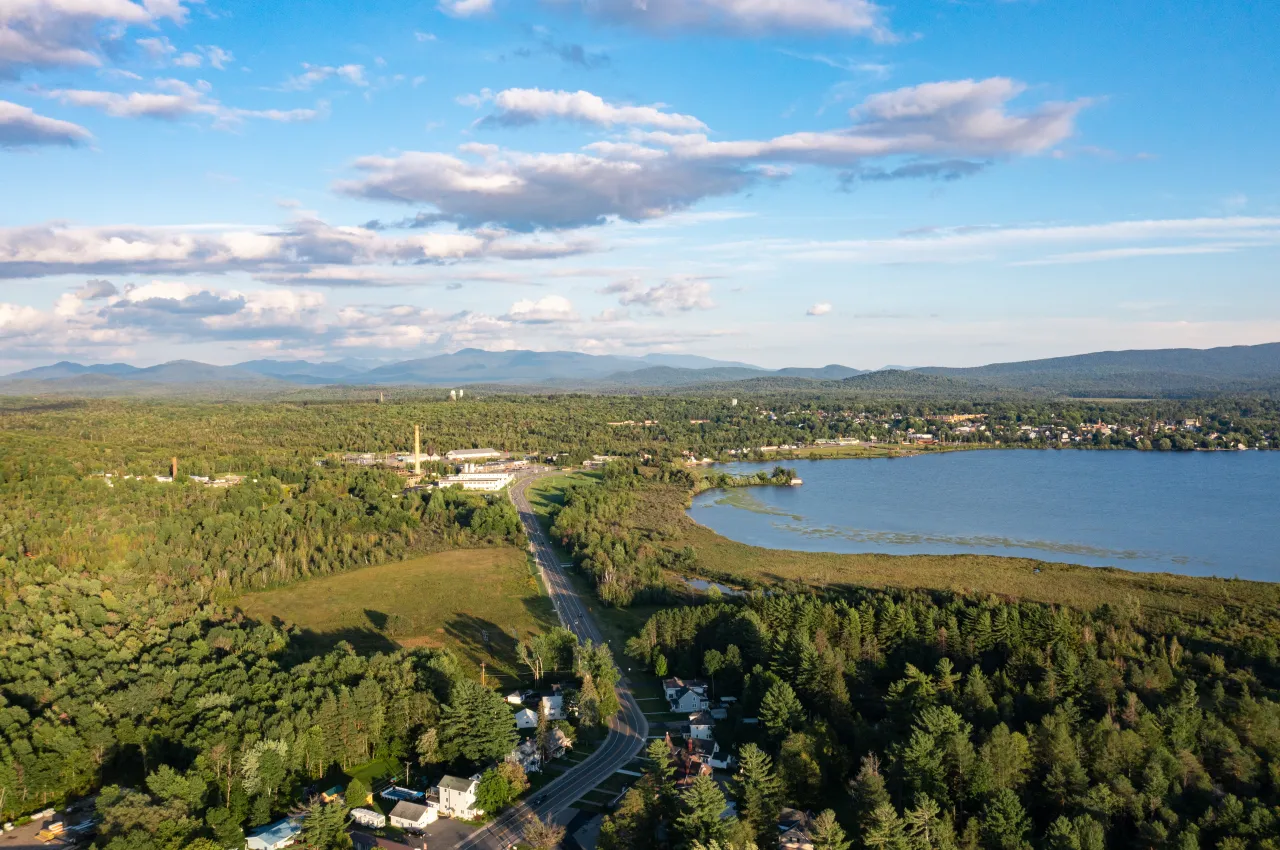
[236,547,558,684]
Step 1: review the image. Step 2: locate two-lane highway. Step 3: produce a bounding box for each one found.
[454,470,649,850]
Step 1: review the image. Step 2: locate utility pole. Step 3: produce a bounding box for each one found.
[481,662,487,688]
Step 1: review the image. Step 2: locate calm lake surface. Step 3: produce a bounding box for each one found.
[689,451,1280,581]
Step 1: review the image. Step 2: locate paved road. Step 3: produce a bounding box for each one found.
[454,470,649,850]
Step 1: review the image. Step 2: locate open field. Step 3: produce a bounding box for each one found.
[236,547,558,682]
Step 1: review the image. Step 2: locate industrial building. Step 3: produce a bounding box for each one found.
[445,448,503,461]
[435,471,513,491]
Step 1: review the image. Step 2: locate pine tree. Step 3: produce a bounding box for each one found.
[438,679,518,763]
[677,775,730,849]
[863,804,909,850]
[980,789,1031,850]
[760,681,804,737]
[811,810,852,850]
[733,744,784,849]
[301,799,352,849]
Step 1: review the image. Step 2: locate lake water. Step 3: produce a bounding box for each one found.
[689,451,1280,581]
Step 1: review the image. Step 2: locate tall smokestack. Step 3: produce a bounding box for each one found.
[171,457,178,478]
[414,425,421,475]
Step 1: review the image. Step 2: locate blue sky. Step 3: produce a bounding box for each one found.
[1,0,1277,370]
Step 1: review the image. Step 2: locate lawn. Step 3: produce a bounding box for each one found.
[236,547,558,683]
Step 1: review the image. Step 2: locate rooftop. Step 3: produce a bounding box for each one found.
[438,775,477,793]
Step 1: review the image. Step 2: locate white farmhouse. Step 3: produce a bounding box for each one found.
[664,677,710,713]
[437,774,484,819]
[515,707,538,729]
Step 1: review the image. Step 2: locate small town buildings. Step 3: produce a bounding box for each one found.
[246,816,303,850]
[446,448,503,461]
[319,785,344,804]
[507,737,542,773]
[664,678,710,712]
[388,799,437,832]
[515,707,538,729]
[437,774,484,819]
[687,711,714,740]
[778,809,815,850]
[548,727,574,759]
[540,694,566,720]
[350,808,386,829]
[663,733,713,786]
[505,691,525,705]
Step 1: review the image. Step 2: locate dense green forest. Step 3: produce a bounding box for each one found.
[3,392,1279,847]
[605,589,1280,850]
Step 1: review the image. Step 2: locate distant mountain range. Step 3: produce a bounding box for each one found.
[3,342,1279,398]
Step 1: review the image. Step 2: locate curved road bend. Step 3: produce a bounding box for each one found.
[454,470,649,850]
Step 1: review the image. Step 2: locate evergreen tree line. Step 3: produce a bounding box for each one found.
[0,563,526,849]
[606,590,1280,850]
[1,453,523,595]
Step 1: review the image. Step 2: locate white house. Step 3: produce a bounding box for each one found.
[540,694,565,720]
[246,817,303,850]
[389,798,438,832]
[687,711,714,740]
[505,691,525,705]
[350,808,386,829]
[687,736,732,770]
[515,707,538,729]
[664,677,710,713]
[437,774,483,820]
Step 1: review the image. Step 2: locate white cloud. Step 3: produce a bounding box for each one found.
[439,0,494,17]
[723,216,1280,266]
[0,218,599,282]
[505,294,579,323]
[47,78,325,126]
[0,99,92,148]
[602,276,716,313]
[339,78,1087,230]
[807,301,832,316]
[203,45,233,70]
[544,0,890,38]
[280,63,368,91]
[0,0,192,77]
[483,88,707,131]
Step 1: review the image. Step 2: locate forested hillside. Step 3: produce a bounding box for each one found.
[608,589,1280,850]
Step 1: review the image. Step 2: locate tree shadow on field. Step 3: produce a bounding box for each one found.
[292,626,401,659]
[444,613,520,677]
[365,609,390,630]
